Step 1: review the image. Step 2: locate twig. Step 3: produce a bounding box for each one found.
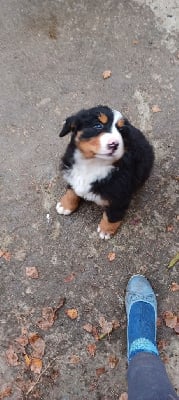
[25,356,58,397]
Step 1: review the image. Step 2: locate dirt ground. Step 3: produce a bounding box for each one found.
[0,1,178,399]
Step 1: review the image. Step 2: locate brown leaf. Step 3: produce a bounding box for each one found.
[21,326,28,336]
[28,333,45,358]
[6,345,19,366]
[166,224,174,232]
[37,307,55,330]
[0,387,12,399]
[99,316,113,335]
[161,354,169,364]
[102,70,111,79]
[64,273,75,283]
[174,322,179,334]
[24,354,31,367]
[132,39,139,45]
[86,343,96,357]
[69,355,81,364]
[112,319,120,330]
[163,311,177,328]
[108,355,119,368]
[83,323,93,333]
[30,358,42,374]
[15,335,28,347]
[96,367,106,377]
[37,298,66,330]
[152,105,162,113]
[157,317,163,327]
[65,308,78,320]
[4,252,11,262]
[170,282,179,292]
[119,393,128,400]
[107,252,116,261]
[26,266,39,279]
[0,249,4,257]
[158,339,168,351]
[0,250,11,261]
[92,326,100,340]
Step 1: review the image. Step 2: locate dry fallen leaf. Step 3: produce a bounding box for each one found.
[15,335,28,347]
[132,39,139,45]
[170,282,179,292]
[163,311,177,329]
[37,307,55,330]
[86,343,96,357]
[69,355,81,364]
[65,308,78,320]
[92,326,100,340]
[64,273,75,283]
[4,252,11,261]
[157,317,163,327]
[26,266,39,279]
[108,355,119,369]
[166,224,174,232]
[174,321,179,334]
[152,105,162,113]
[28,333,45,358]
[158,339,168,351]
[0,387,12,399]
[107,252,116,261]
[21,326,28,336]
[168,253,179,269]
[99,316,113,336]
[112,319,120,330]
[30,358,42,374]
[161,354,169,364]
[24,354,31,368]
[83,323,93,333]
[96,367,106,377]
[0,250,11,261]
[37,298,66,330]
[102,70,111,79]
[119,392,128,400]
[6,345,19,366]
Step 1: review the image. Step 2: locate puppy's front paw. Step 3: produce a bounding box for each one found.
[56,189,80,216]
[56,202,72,215]
[97,212,122,240]
[97,225,111,240]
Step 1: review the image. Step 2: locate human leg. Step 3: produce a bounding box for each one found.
[125,275,178,400]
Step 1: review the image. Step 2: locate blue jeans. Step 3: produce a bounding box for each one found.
[128,353,179,400]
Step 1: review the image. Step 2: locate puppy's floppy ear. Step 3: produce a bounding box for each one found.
[59,115,79,137]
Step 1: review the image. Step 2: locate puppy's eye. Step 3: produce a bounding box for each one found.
[93,123,103,130]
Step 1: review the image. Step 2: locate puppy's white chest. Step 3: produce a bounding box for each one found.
[64,151,114,205]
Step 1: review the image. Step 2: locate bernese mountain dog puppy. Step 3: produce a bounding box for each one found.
[56,105,154,239]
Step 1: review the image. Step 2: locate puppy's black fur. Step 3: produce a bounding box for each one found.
[59,105,154,228]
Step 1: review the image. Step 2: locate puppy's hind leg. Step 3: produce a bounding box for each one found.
[56,188,80,215]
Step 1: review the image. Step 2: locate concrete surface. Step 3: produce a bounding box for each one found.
[0,0,178,399]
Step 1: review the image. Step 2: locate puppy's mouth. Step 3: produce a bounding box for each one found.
[95,149,118,158]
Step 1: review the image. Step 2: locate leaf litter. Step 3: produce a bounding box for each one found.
[37,297,66,330]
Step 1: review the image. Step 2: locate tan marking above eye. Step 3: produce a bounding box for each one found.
[116,119,125,128]
[98,113,108,124]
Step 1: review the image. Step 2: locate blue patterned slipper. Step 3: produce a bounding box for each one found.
[125,275,159,362]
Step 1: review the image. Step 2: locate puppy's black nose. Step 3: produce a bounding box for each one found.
[107,141,119,151]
